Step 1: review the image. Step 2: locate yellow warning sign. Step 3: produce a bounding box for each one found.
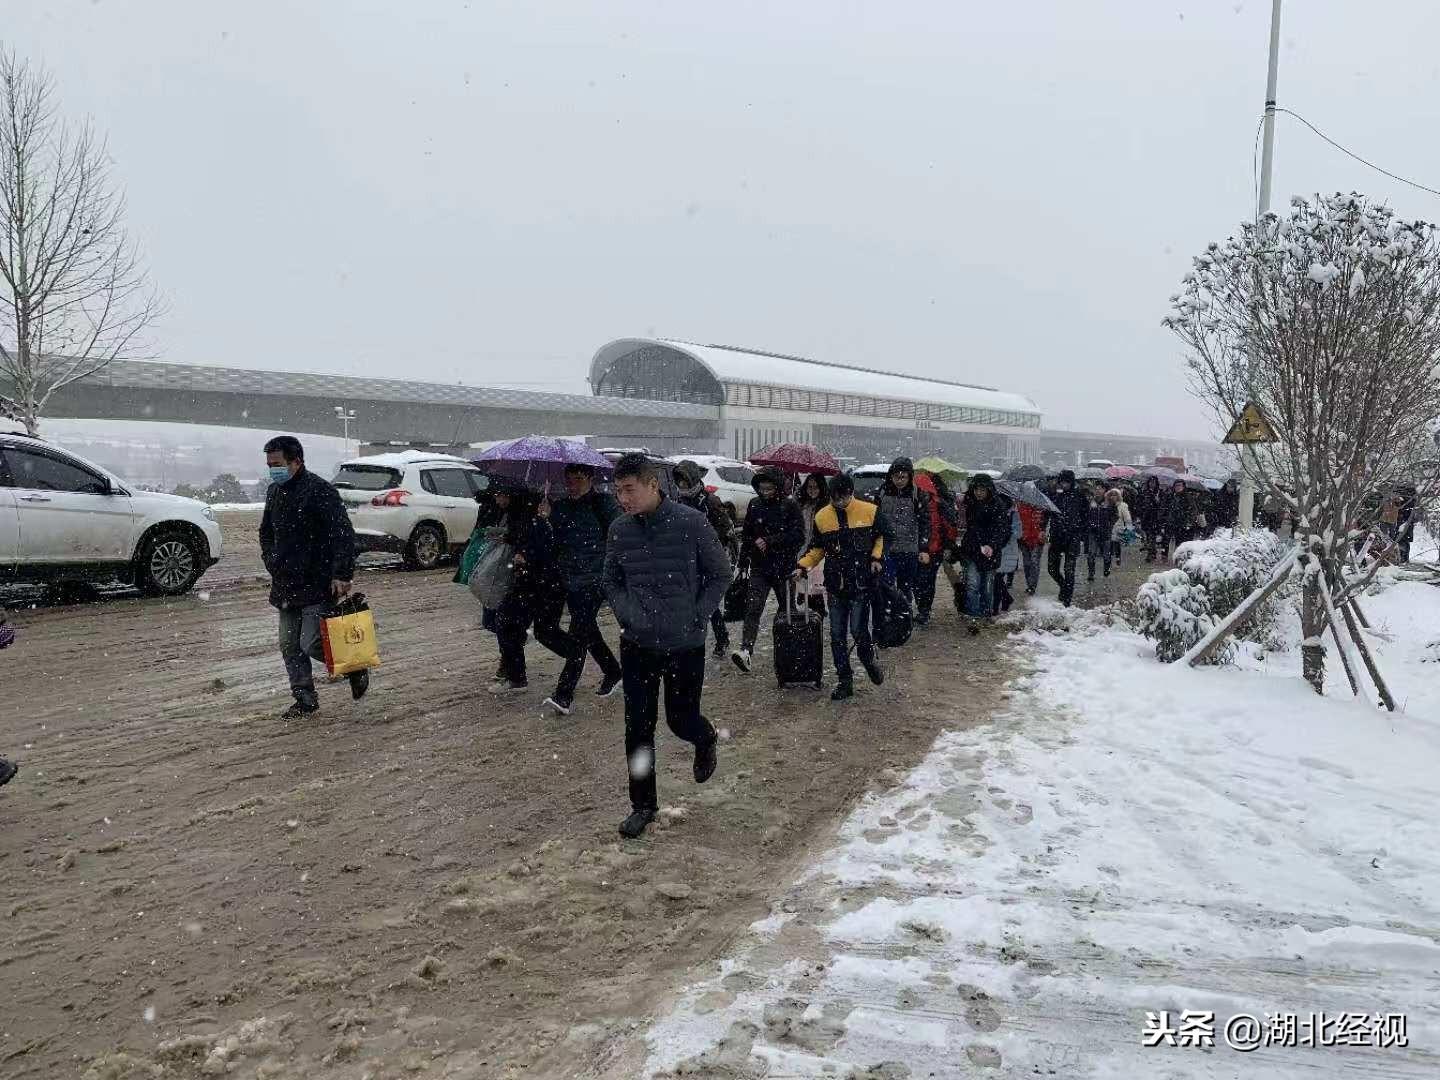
[1223,402,1278,444]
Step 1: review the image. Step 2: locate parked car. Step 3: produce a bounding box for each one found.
[848,463,892,502]
[332,451,487,569]
[595,449,681,500]
[665,454,756,519]
[0,432,223,595]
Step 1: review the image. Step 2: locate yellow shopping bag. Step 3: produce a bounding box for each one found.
[321,597,381,676]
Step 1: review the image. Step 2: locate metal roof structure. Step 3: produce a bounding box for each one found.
[87,359,717,419]
[589,338,1040,417]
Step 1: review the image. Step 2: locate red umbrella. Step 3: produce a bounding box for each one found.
[1105,465,1138,480]
[749,443,841,476]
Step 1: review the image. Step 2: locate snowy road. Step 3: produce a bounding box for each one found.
[638,584,1440,1079]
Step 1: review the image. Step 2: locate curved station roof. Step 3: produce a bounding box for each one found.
[589,338,1039,418]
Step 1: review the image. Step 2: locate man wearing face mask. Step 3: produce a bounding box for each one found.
[259,435,367,718]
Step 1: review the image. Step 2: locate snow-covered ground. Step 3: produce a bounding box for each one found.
[644,576,1440,1078]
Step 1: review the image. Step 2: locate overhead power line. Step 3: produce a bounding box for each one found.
[1260,107,1440,202]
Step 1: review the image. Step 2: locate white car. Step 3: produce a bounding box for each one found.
[848,463,893,502]
[0,431,223,595]
[666,454,757,519]
[333,451,487,570]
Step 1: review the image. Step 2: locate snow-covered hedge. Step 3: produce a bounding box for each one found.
[1134,530,1291,662]
[1135,569,1222,663]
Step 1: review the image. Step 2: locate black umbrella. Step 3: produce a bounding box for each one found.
[1004,464,1047,482]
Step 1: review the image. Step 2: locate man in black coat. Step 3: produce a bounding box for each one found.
[603,454,732,839]
[731,466,804,674]
[539,464,624,715]
[260,435,368,717]
[1045,469,1089,607]
[673,460,737,658]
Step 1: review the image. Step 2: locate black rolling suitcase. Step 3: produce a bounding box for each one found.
[773,578,824,689]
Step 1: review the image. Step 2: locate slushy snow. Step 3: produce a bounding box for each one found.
[643,579,1440,1078]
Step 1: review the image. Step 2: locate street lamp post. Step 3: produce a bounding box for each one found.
[334,406,357,456]
[1239,0,1284,534]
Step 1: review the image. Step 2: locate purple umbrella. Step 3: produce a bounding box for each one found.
[473,435,614,487]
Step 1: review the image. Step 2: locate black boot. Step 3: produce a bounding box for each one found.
[349,669,370,700]
[860,656,885,686]
[619,807,656,839]
[830,678,854,701]
[694,736,718,784]
[0,757,16,788]
[281,699,318,720]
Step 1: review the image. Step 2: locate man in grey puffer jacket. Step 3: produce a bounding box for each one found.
[873,457,934,615]
[603,453,732,838]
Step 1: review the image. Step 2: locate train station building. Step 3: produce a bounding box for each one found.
[588,338,1042,466]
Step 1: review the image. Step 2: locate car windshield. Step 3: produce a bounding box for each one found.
[333,464,402,491]
[717,466,754,485]
[851,473,887,499]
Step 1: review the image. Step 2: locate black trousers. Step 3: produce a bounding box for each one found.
[708,608,730,652]
[1047,536,1080,605]
[621,641,714,812]
[740,570,787,651]
[497,589,569,684]
[552,584,622,701]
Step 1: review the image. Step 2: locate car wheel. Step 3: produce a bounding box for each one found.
[137,529,204,596]
[403,523,446,570]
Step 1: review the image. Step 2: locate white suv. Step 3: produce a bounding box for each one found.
[0,432,223,596]
[666,454,757,520]
[333,451,487,570]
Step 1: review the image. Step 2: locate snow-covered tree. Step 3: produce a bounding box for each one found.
[0,48,160,436]
[1165,193,1440,692]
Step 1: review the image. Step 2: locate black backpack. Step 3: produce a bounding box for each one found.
[872,579,913,649]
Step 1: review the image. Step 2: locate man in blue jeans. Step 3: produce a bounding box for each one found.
[260,435,369,718]
[795,473,891,701]
[872,457,934,616]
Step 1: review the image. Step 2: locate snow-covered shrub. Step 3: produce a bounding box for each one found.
[1134,530,1293,662]
[1176,528,1291,649]
[1135,569,1223,663]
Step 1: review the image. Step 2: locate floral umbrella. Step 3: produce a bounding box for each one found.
[748,443,841,476]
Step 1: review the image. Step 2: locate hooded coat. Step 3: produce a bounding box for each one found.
[959,475,1014,572]
[740,466,804,579]
[673,461,735,547]
[875,457,934,556]
[913,472,959,555]
[1046,470,1091,545]
[1137,476,1165,531]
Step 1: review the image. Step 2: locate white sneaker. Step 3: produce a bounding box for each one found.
[487,679,528,695]
[541,695,573,716]
[730,648,752,673]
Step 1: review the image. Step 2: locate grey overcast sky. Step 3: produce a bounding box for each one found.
[10,1,1440,440]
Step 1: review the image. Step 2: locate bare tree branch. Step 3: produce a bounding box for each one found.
[0,46,162,436]
[1166,193,1440,694]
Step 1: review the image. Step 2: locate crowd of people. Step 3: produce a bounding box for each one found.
[257,443,1151,838]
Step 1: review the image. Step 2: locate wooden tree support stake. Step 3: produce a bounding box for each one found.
[1178,552,1298,667]
[1341,599,1397,712]
[1317,566,1363,699]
